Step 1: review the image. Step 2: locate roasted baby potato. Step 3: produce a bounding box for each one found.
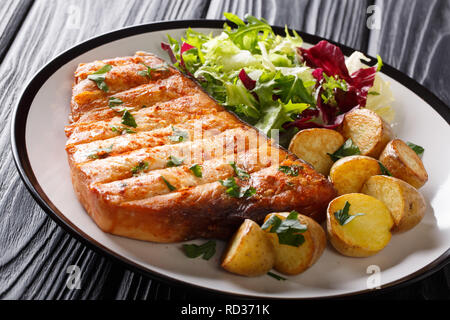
[379,139,428,189]
[340,108,393,158]
[263,212,326,275]
[329,155,381,195]
[327,193,394,257]
[221,219,275,276]
[288,128,345,175]
[362,175,426,232]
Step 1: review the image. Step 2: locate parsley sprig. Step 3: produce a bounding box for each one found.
[219,177,256,199]
[378,161,392,176]
[167,155,184,167]
[87,64,112,92]
[87,145,113,160]
[328,138,360,162]
[267,272,286,281]
[334,201,365,226]
[169,126,189,143]
[111,126,136,135]
[137,63,169,79]
[230,162,250,179]
[161,176,176,191]
[261,211,307,247]
[407,142,425,157]
[189,164,203,178]
[278,165,303,176]
[183,240,216,260]
[131,161,149,176]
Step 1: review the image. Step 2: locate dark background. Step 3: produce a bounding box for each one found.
[1,0,449,300]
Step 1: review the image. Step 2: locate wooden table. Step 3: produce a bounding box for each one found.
[1,0,449,300]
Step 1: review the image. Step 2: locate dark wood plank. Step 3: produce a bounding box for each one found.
[0,0,210,300]
[0,0,34,64]
[365,0,450,299]
[207,0,372,50]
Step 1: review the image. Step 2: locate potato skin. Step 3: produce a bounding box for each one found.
[288,128,345,175]
[362,175,426,232]
[379,139,428,189]
[263,212,326,275]
[329,155,381,195]
[327,193,393,257]
[221,219,275,277]
[340,108,393,158]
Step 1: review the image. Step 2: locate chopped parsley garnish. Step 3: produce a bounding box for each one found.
[121,109,137,128]
[161,176,176,191]
[328,138,360,162]
[230,162,250,179]
[168,126,189,143]
[334,201,365,226]
[183,240,216,260]
[167,155,184,167]
[111,126,136,135]
[137,63,168,79]
[261,210,307,247]
[278,165,303,176]
[189,164,203,178]
[131,161,149,176]
[87,64,112,92]
[407,142,425,157]
[267,272,286,281]
[219,177,256,199]
[108,97,124,110]
[378,161,392,176]
[87,145,113,160]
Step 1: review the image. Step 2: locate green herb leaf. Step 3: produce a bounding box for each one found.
[131,161,149,175]
[378,161,392,176]
[183,240,216,260]
[87,64,112,92]
[111,126,136,135]
[121,109,137,128]
[261,210,307,247]
[168,126,189,143]
[167,155,184,167]
[219,177,256,199]
[189,164,203,178]
[230,162,250,179]
[87,145,113,160]
[334,201,365,226]
[161,175,176,191]
[138,63,168,78]
[278,165,303,176]
[328,138,360,162]
[267,272,286,281]
[108,97,124,110]
[406,142,425,157]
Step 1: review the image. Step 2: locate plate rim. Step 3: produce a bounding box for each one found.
[10,19,450,299]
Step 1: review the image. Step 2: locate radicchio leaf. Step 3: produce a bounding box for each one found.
[238,69,257,90]
[161,42,177,64]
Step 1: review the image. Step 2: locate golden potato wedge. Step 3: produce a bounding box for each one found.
[221,219,275,277]
[327,193,394,257]
[329,155,381,195]
[340,108,393,158]
[379,139,428,189]
[263,212,326,275]
[288,128,345,175]
[362,175,426,232]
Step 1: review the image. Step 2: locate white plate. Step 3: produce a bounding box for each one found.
[11,21,450,299]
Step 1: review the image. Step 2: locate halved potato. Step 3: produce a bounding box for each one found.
[221,219,275,276]
[379,139,428,189]
[327,193,394,257]
[263,212,326,275]
[362,175,426,232]
[329,155,381,195]
[340,108,393,158]
[288,128,345,175]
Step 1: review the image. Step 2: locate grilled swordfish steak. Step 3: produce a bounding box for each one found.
[65,51,336,243]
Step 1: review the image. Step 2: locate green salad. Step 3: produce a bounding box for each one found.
[161,13,393,145]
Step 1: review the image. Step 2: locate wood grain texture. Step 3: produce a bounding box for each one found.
[207,0,372,50]
[0,0,33,64]
[0,0,448,300]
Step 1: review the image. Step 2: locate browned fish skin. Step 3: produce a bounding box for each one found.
[66,52,336,243]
